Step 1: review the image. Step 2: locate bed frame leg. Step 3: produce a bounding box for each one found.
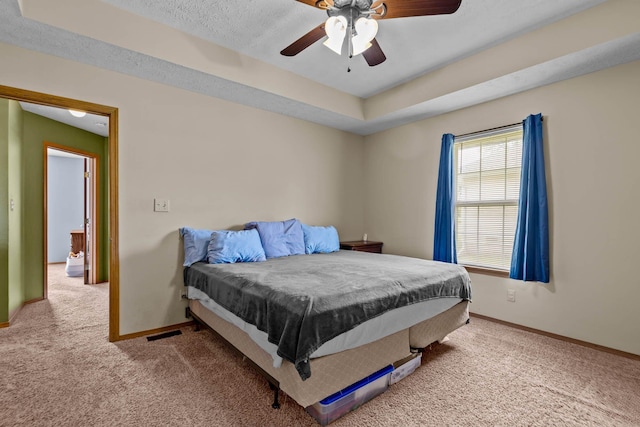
[189,307,281,409]
[269,382,280,409]
[186,307,201,331]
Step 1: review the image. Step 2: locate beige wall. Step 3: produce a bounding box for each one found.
[3,39,639,356]
[363,59,640,356]
[0,42,364,335]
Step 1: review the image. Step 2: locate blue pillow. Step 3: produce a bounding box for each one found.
[207,229,266,264]
[180,227,214,266]
[301,224,340,254]
[244,218,305,259]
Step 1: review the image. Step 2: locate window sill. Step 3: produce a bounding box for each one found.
[461,264,510,278]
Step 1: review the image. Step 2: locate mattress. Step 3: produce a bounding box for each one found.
[187,285,462,367]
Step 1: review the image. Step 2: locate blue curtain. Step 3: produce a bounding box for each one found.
[510,113,549,282]
[433,133,457,263]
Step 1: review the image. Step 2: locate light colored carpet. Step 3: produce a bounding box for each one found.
[1,264,639,426]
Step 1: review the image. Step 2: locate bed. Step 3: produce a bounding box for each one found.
[184,249,471,409]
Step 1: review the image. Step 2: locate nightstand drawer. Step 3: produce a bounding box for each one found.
[340,240,383,254]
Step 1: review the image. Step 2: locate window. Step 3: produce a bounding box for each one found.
[454,125,523,270]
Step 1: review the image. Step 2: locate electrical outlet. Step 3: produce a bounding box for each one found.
[154,198,170,212]
[507,289,516,302]
[179,289,187,302]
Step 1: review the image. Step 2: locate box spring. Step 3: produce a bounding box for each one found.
[189,299,470,408]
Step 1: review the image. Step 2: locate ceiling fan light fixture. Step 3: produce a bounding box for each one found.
[352,40,372,56]
[351,17,378,56]
[323,16,347,55]
[284,0,463,67]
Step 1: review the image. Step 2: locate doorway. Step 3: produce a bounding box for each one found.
[0,84,120,342]
[45,145,99,287]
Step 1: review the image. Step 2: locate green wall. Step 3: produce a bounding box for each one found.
[22,112,108,301]
[0,99,9,322]
[0,104,108,323]
[0,98,23,323]
[8,100,24,316]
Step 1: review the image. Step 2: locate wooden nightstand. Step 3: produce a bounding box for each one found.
[70,229,84,254]
[340,240,383,254]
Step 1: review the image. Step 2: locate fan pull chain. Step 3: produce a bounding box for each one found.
[348,8,353,72]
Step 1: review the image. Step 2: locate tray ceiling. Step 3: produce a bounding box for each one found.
[2,0,640,135]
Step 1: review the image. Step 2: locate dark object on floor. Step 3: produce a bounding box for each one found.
[147,330,182,341]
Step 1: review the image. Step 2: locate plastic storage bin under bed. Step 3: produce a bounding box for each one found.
[305,364,393,426]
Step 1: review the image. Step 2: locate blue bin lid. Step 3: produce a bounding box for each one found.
[319,364,394,405]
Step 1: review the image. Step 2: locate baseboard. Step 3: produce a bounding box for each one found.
[114,320,195,341]
[8,305,21,325]
[4,297,45,327]
[3,300,192,339]
[470,313,640,361]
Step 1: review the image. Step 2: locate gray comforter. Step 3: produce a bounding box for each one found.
[184,250,471,380]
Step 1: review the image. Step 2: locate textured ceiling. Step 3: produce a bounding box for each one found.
[2,0,640,135]
[101,0,605,98]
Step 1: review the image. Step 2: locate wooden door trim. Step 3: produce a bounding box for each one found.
[86,157,98,284]
[45,143,98,288]
[0,84,120,342]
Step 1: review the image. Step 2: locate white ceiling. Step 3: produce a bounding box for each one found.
[19,102,109,137]
[98,0,606,98]
[47,147,85,159]
[2,0,639,135]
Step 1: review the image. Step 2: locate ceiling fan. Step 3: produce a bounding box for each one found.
[281,0,463,68]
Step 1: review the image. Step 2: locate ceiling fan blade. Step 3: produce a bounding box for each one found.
[376,0,462,19]
[280,24,326,56]
[362,39,386,66]
[295,0,333,9]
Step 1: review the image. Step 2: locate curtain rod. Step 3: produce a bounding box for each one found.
[455,117,543,139]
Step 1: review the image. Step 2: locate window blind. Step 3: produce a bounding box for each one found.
[454,127,523,270]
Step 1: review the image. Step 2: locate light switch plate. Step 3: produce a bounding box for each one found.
[154,198,170,212]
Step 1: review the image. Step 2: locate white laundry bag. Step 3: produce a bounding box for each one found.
[65,252,84,277]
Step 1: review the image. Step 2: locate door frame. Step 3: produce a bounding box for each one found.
[44,143,99,286]
[0,84,120,342]
[84,156,98,285]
